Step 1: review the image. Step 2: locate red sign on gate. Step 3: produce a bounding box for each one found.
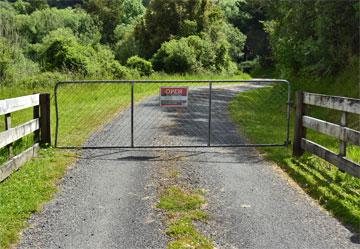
[160,87,189,107]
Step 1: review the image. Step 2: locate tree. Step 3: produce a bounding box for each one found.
[16,7,101,45]
[83,0,144,43]
[134,0,213,57]
[265,0,359,76]
[219,0,272,65]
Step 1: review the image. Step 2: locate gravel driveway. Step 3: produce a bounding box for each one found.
[17,84,359,249]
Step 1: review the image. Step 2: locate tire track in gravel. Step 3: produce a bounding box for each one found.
[16,84,358,249]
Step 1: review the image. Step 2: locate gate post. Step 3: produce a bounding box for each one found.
[293,91,306,157]
[40,93,51,146]
[208,81,212,147]
[131,81,134,148]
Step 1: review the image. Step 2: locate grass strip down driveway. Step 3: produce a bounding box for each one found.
[158,186,214,249]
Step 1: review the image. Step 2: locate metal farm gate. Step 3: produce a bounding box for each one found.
[54,80,291,149]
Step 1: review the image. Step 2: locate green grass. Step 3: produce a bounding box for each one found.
[167,217,213,249]
[158,186,206,212]
[158,186,214,249]
[0,72,250,248]
[0,148,75,248]
[229,66,360,231]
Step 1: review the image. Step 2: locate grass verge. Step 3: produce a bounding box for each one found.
[0,148,75,248]
[229,70,360,231]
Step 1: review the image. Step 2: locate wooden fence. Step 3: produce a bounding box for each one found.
[0,93,50,182]
[293,91,360,178]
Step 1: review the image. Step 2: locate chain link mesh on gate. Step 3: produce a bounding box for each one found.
[55,80,291,148]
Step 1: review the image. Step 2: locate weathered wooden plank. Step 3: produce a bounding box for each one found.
[0,144,39,182]
[293,91,307,157]
[301,138,360,178]
[0,94,40,115]
[303,92,360,114]
[0,119,39,149]
[345,127,360,146]
[302,116,360,145]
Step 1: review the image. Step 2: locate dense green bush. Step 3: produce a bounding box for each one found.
[152,35,235,74]
[16,7,101,45]
[0,9,20,44]
[114,23,141,64]
[0,38,14,81]
[84,0,144,43]
[0,1,15,12]
[18,71,67,88]
[35,28,89,73]
[87,44,139,79]
[126,56,153,76]
[134,0,225,57]
[110,62,140,79]
[33,28,138,79]
[223,23,246,64]
[0,37,39,85]
[263,0,359,76]
[152,37,197,73]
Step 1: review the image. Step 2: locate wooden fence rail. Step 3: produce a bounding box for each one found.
[0,93,50,182]
[293,91,360,178]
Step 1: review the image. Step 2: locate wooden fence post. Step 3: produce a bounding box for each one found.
[293,91,306,157]
[39,93,51,146]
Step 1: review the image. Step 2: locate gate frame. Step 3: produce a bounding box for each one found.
[54,79,291,149]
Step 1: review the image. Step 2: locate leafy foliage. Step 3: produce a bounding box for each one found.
[219,0,272,66]
[135,0,219,57]
[35,28,89,73]
[0,37,39,85]
[16,7,101,45]
[0,0,357,83]
[126,56,153,76]
[265,0,359,76]
[152,34,235,74]
[114,22,141,64]
[84,0,144,43]
[34,28,135,79]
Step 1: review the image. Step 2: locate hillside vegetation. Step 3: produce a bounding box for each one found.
[0,0,358,86]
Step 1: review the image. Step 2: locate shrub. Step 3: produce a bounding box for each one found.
[18,71,68,88]
[152,38,196,73]
[0,37,39,86]
[110,62,140,79]
[126,56,153,76]
[35,28,89,74]
[34,29,138,79]
[16,7,101,45]
[152,35,235,74]
[114,23,141,64]
[222,23,246,63]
